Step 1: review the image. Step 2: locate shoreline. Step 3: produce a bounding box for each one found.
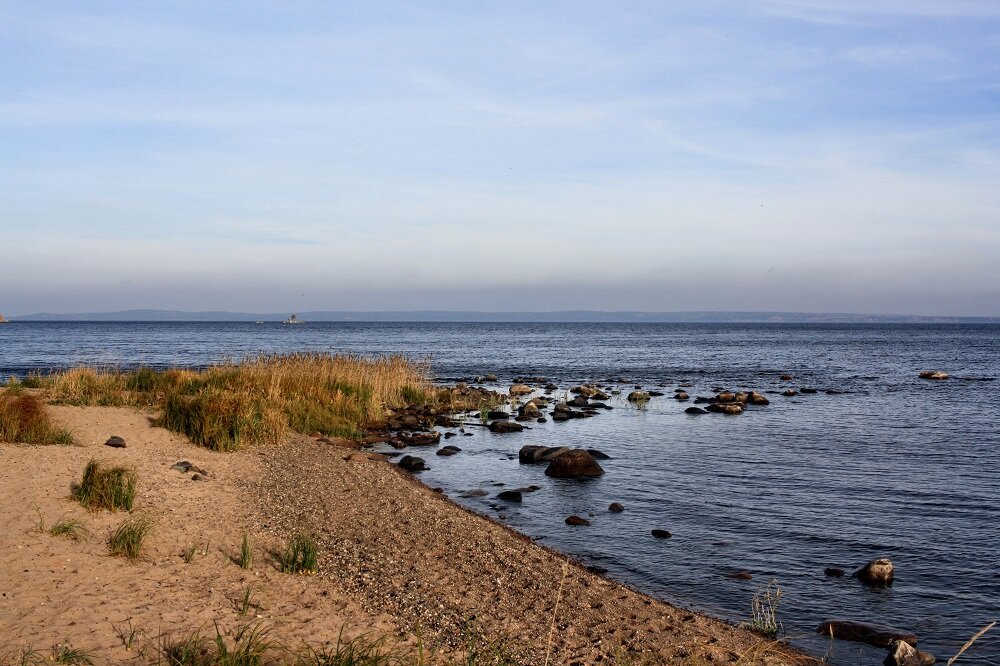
[0,401,818,665]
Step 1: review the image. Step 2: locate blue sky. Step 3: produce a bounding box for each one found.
[2,1,999,316]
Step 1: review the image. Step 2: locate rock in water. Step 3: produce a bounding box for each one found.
[685,407,708,415]
[497,490,523,502]
[824,567,845,577]
[488,420,524,433]
[509,383,534,396]
[816,621,917,648]
[627,391,650,402]
[608,502,625,513]
[919,370,949,380]
[651,529,672,539]
[565,515,591,526]
[544,449,605,478]
[397,455,426,472]
[855,557,895,586]
[884,639,935,666]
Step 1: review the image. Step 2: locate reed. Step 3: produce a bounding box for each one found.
[0,390,74,445]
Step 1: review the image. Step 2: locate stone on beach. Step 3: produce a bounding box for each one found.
[104,435,126,448]
[544,449,605,478]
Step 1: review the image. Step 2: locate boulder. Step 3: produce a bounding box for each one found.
[674,392,689,401]
[800,387,818,394]
[782,389,798,397]
[565,515,591,526]
[716,392,738,403]
[518,402,540,418]
[461,489,488,498]
[488,420,524,434]
[651,529,672,539]
[685,407,709,415]
[748,392,770,406]
[487,410,510,420]
[730,571,753,580]
[519,445,570,464]
[919,370,949,380]
[816,621,917,648]
[884,639,935,666]
[855,557,894,586]
[397,455,426,472]
[497,490,523,502]
[483,373,498,382]
[509,384,534,396]
[544,449,605,478]
[591,391,610,400]
[648,390,666,397]
[104,436,126,448]
[586,448,611,460]
[627,391,650,403]
[707,403,744,415]
[568,396,591,407]
[436,447,458,457]
[609,502,625,513]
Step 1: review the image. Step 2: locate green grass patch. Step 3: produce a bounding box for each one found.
[238,531,253,570]
[107,515,152,560]
[0,390,74,445]
[277,532,318,575]
[71,459,137,512]
[49,517,90,541]
[161,623,272,666]
[49,644,95,666]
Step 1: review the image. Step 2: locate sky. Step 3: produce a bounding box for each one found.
[2,1,999,317]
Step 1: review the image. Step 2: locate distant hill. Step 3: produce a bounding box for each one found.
[9,309,1000,323]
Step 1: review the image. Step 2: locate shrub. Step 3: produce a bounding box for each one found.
[107,515,153,560]
[0,391,74,445]
[278,533,318,575]
[72,460,137,511]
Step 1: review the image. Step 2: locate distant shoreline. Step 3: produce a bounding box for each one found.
[7,309,1000,324]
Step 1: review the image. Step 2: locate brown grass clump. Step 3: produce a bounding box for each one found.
[71,459,137,512]
[0,389,74,445]
[38,354,431,451]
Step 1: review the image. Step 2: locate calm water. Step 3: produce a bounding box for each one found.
[1,322,998,664]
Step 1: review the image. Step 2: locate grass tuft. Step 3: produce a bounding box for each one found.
[0,391,74,445]
[238,531,253,570]
[277,532,318,575]
[49,644,95,665]
[296,629,407,666]
[107,515,153,560]
[162,623,272,666]
[71,459,137,512]
[741,578,783,639]
[49,517,90,541]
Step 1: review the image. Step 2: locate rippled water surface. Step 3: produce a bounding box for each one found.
[2,322,998,664]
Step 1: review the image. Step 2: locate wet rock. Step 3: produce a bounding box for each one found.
[609,502,625,513]
[651,529,672,539]
[694,396,711,404]
[436,447,458,456]
[484,373,498,382]
[487,410,510,420]
[544,383,559,391]
[568,396,591,407]
[707,403,744,415]
[800,387,818,394]
[855,557,895,586]
[730,571,753,580]
[627,391,650,402]
[397,455,426,472]
[566,515,591,526]
[674,392,690,401]
[591,391,611,400]
[394,431,441,446]
[648,391,666,397]
[919,370,949,380]
[444,431,456,439]
[782,389,798,397]
[586,448,611,460]
[509,383,534,396]
[544,449,605,478]
[518,402,540,418]
[104,436,126,448]
[780,374,794,381]
[587,565,608,574]
[716,392,739,403]
[536,416,547,423]
[685,407,709,414]
[461,489,488,498]
[816,621,917,648]
[748,391,770,406]
[488,420,524,434]
[497,490,523,502]
[884,639,935,666]
[825,567,846,577]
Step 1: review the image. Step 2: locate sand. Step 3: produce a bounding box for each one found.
[0,403,818,664]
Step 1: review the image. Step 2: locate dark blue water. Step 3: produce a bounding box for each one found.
[1,322,998,664]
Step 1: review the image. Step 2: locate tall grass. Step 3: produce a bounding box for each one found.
[71,459,137,512]
[107,515,153,560]
[0,390,74,445]
[741,579,783,639]
[40,354,430,451]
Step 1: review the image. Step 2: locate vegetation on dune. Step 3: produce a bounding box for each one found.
[21,353,431,451]
[0,388,74,445]
[107,515,153,561]
[72,459,137,512]
[277,532,319,575]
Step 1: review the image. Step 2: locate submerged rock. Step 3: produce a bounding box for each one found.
[565,515,591,526]
[488,420,524,434]
[919,370,949,380]
[685,407,709,414]
[544,449,605,478]
[397,455,426,472]
[816,620,917,648]
[824,567,846,577]
[855,557,895,586]
[509,383,534,396]
[497,490,523,502]
[608,502,625,513]
[651,529,672,539]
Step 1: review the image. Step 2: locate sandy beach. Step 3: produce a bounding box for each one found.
[0,401,818,664]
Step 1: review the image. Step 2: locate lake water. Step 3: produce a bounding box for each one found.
[1,321,998,665]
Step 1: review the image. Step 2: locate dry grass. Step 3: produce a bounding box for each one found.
[38,354,431,451]
[0,389,74,445]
